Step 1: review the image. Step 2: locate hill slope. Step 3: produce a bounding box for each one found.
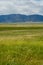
[0,14,43,22]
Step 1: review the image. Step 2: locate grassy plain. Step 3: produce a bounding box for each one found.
[0,23,43,65]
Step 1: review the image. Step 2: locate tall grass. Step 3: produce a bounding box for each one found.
[0,24,43,65]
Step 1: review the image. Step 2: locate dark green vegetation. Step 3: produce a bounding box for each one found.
[0,23,43,65]
[0,26,43,30]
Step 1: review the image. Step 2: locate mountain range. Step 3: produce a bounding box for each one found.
[0,14,43,23]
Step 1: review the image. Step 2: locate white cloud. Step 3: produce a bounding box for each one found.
[0,0,43,15]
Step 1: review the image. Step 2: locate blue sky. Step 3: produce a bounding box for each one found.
[0,0,43,15]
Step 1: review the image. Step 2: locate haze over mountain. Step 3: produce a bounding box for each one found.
[0,14,43,23]
[0,0,43,23]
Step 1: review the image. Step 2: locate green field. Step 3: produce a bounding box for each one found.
[0,23,43,65]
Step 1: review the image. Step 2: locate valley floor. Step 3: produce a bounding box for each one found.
[0,23,43,65]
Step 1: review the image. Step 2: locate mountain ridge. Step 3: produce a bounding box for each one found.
[0,14,43,23]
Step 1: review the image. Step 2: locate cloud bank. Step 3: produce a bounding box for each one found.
[0,0,43,15]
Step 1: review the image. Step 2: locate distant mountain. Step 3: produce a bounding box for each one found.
[0,14,43,23]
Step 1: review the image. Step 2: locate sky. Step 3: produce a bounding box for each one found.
[0,0,43,15]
